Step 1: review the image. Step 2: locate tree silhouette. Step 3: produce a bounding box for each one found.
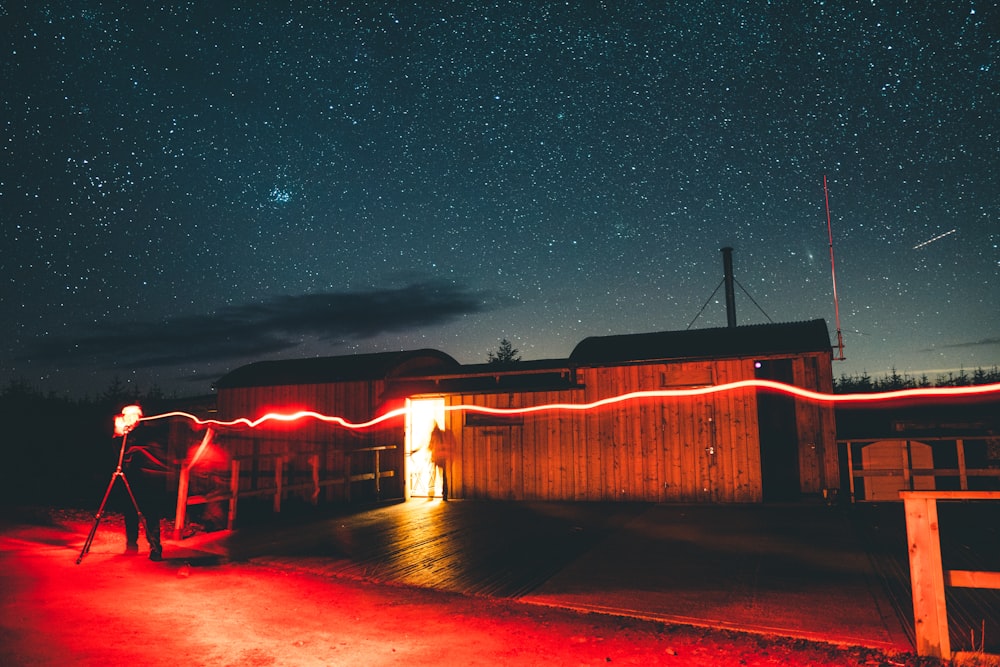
[487,338,521,367]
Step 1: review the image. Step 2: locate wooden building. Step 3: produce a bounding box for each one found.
[189,319,837,518]
[412,319,837,504]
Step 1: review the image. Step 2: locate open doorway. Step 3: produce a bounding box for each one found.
[405,397,445,499]
[755,359,801,502]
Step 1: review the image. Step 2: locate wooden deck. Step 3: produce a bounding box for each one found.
[224,500,648,598]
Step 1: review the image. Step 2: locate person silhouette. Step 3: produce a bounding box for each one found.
[121,430,169,561]
[427,425,452,501]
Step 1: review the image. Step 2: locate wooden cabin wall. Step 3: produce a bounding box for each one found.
[216,381,405,505]
[445,359,764,503]
[791,352,839,494]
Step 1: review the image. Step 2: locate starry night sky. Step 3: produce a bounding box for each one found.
[3,1,998,398]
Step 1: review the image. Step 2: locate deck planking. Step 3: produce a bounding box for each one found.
[227,500,649,598]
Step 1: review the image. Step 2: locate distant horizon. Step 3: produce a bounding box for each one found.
[5,341,998,402]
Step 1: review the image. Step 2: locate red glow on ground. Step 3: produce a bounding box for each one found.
[1,510,903,667]
[141,381,1000,431]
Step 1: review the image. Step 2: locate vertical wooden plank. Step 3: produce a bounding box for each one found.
[743,372,763,503]
[639,363,658,501]
[795,357,822,494]
[309,454,320,505]
[724,360,749,502]
[508,392,520,501]
[683,380,700,502]
[902,441,912,491]
[559,394,573,500]
[575,374,590,501]
[668,395,683,501]
[273,456,283,513]
[544,392,556,500]
[484,394,497,500]
[613,366,629,500]
[816,351,840,492]
[846,441,856,502]
[551,396,562,499]
[173,463,190,540]
[903,495,950,659]
[956,439,968,491]
[228,459,240,529]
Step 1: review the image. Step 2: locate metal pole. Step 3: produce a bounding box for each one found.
[721,247,737,328]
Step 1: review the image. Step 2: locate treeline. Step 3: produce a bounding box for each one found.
[0,377,179,507]
[834,366,1000,393]
[0,375,171,408]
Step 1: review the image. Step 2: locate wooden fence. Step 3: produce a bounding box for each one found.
[901,490,1000,659]
[172,428,398,539]
[841,435,1000,502]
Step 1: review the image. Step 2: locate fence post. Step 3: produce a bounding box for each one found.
[902,493,950,659]
[174,464,191,540]
[273,457,284,513]
[227,459,240,529]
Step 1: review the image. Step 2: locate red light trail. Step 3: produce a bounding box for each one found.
[139,380,1000,432]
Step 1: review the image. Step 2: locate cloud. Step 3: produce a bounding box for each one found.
[29,281,503,369]
[924,337,1000,352]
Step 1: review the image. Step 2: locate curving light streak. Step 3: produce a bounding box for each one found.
[146,407,410,430]
[137,380,1000,432]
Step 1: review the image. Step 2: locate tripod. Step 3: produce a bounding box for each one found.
[76,429,144,564]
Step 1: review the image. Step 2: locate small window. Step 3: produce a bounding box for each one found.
[464,412,524,427]
[660,365,714,388]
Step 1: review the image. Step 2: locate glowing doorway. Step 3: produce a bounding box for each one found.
[405,398,445,498]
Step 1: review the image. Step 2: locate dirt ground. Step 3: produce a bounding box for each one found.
[0,508,947,667]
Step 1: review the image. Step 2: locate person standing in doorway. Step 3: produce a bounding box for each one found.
[428,425,452,501]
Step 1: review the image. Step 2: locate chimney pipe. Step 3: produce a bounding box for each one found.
[721,247,737,328]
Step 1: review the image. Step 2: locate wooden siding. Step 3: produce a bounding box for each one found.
[445,358,767,503]
[441,352,835,504]
[793,353,839,494]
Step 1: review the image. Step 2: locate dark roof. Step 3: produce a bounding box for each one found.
[569,319,831,364]
[386,359,580,398]
[215,349,461,389]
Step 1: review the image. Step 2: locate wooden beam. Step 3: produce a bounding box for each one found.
[903,494,950,659]
[901,491,1000,500]
[946,569,1000,590]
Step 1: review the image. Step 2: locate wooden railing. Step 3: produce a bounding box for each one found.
[900,490,1000,659]
[840,435,1000,502]
[173,431,398,539]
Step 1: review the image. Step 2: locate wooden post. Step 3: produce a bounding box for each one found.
[902,494,950,659]
[846,441,855,502]
[956,439,967,491]
[173,428,214,540]
[274,457,284,513]
[901,440,912,491]
[374,448,381,499]
[228,459,240,529]
[309,454,320,504]
[345,452,352,503]
[174,464,190,540]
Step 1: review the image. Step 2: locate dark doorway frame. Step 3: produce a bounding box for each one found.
[755,359,801,501]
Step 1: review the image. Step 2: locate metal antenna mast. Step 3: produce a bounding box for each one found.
[824,175,846,361]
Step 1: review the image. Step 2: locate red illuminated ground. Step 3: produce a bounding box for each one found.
[0,509,949,667]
